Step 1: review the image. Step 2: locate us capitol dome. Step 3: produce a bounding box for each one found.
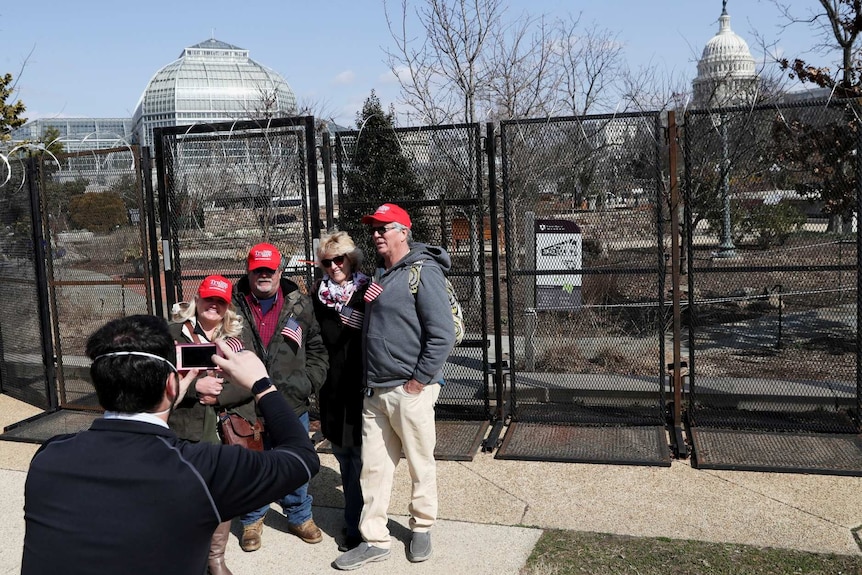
[132,38,297,149]
[692,1,758,108]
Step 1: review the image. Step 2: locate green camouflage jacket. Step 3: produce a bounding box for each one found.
[233,275,328,416]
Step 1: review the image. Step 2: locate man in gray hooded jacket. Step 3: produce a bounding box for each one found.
[334,203,456,571]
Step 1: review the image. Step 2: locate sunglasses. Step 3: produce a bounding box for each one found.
[321,255,346,268]
[370,225,399,235]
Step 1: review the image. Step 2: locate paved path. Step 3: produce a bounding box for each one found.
[1,394,861,575]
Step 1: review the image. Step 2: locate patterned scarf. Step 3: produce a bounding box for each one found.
[317,272,369,312]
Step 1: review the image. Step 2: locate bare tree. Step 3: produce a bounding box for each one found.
[295,95,341,129]
[384,0,504,125]
[771,0,862,96]
[384,0,629,125]
[553,16,626,116]
[482,13,559,120]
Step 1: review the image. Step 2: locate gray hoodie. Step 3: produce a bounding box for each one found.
[364,243,456,388]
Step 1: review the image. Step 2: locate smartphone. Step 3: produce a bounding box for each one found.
[175,343,220,371]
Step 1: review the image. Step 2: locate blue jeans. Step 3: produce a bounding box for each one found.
[240,411,313,527]
[331,443,363,538]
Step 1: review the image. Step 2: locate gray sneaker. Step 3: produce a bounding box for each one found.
[333,542,390,570]
[409,531,432,562]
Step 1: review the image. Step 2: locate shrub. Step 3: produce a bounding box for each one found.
[582,273,621,305]
[743,202,806,248]
[69,192,127,233]
[705,199,805,248]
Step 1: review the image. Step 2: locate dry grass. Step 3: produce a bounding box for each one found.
[533,342,660,376]
[521,530,862,575]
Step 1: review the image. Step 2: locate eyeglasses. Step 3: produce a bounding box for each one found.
[249,268,277,275]
[321,255,346,268]
[370,225,399,236]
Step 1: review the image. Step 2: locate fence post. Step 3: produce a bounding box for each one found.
[322,131,335,230]
[141,148,164,317]
[856,102,862,432]
[27,156,59,409]
[153,128,177,310]
[667,111,687,458]
[483,122,507,450]
[524,210,536,371]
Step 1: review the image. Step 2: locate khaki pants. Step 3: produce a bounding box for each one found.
[358,384,440,549]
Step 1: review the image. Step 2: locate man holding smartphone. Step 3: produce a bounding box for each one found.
[22,315,320,575]
[232,242,329,551]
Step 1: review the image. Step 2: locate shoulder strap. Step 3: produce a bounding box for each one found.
[184,320,202,343]
[409,260,424,295]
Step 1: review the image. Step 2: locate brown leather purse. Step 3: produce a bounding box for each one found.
[218,411,265,451]
[183,321,264,450]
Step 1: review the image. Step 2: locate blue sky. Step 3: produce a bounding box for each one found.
[1,1,824,127]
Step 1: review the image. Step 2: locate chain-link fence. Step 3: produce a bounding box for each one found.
[500,113,667,426]
[43,146,153,408]
[3,101,861,470]
[683,99,860,434]
[155,117,319,305]
[334,123,491,420]
[0,156,55,409]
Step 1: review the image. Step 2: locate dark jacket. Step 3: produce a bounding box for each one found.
[22,390,319,575]
[233,275,328,416]
[167,320,257,442]
[365,243,456,387]
[311,277,368,448]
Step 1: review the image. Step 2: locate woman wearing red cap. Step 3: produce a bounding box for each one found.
[169,275,254,575]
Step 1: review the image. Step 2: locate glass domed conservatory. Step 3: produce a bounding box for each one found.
[132,39,297,149]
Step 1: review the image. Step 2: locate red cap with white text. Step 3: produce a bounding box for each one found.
[247,243,281,271]
[198,275,232,302]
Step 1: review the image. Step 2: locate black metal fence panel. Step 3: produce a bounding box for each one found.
[2,99,860,470]
[40,146,153,408]
[0,157,54,409]
[154,118,318,306]
[334,123,490,420]
[683,100,860,433]
[500,113,667,425]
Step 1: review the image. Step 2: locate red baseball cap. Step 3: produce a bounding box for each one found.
[198,275,232,302]
[247,243,281,270]
[361,203,412,229]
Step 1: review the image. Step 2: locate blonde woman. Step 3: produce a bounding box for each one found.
[169,274,253,575]
[311,231,369,552]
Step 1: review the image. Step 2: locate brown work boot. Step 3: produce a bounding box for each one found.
[208,520,234,575]
[288,518,323,544]
[240,517,265,552]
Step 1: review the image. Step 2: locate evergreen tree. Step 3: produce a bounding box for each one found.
[341,91,431,266]
[0,73,26,142]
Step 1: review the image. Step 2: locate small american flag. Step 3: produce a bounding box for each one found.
[222,337,245,353]
[364,282,384,302]
[281,317,303,347]
[339,306,364,330]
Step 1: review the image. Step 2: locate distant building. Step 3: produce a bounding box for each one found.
[6,118,137,187]
[132,39,297,149]
[692,2,758,108]
[9,117,135,153]
[8,39,296,156]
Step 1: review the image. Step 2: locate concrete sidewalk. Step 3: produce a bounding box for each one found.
[1,394,861,575]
